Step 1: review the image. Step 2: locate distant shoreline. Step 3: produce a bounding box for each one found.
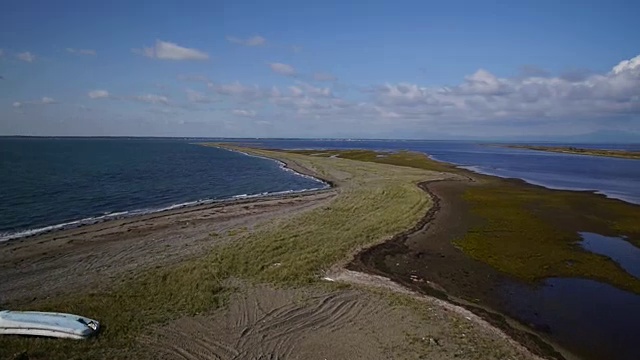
[502,144,640,160]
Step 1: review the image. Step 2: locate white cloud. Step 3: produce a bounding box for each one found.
[12,97,56,107]
[313,72,337,82]
[185,89,217,104]
[88,90,109,99]
[456,69,511,95]
[67,48,97,56]
[17,52,35,63]
[226,35,266,47]
[47,53,635,138]
[201,54,640,137]
[133,40,209,61]
[214,82,267,102]
[372,53,640,122]
[85,90,176,106]
[232,109,257,117]
[299,83,333,98]
[133,94,169,105]
[612,55,640,75]
[269,62,296,76]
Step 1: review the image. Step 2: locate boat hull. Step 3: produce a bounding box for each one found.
[0,310,100,340]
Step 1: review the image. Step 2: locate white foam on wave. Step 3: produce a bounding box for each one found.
[0,185,328,243]
[0,146,332,243]
[0,211,130,242]
[216,146,331,188]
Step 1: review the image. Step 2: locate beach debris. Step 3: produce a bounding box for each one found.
[272,262,282,267]
[0,310,100,340]
[322,277,335,282]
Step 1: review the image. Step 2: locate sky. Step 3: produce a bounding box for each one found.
[1,0,639,139]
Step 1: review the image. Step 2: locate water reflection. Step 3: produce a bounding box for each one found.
[579,232,640,278]
[502,278,640,360]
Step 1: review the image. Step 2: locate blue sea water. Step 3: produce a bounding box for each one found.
[237,139,640,204]
[0,138,326,241]
[3,138,638,242]
[2,137,639,359]
[227,139,640,360]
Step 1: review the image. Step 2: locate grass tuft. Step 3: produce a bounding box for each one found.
[0,147,438,359]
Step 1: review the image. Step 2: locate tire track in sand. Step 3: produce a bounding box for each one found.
[143,286,382,360]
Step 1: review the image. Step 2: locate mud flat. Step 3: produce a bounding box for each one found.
[0,146,543,360]
[330,149,640,360]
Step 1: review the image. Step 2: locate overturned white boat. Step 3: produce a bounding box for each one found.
[0,310,100,340]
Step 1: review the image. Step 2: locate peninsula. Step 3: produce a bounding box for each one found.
[504,145,640,160]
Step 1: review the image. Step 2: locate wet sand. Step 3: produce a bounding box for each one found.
[0,190,336,306]
[348,173,570,359]
[10,144,636,359]
[348,160,640,360]
[0,148,547,360]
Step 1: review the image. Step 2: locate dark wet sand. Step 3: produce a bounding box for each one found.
[348,173,571,360]
[349,166,640,360]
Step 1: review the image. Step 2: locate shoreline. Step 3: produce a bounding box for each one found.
[0,187,338,305]
[457,163,640,205]
[500,144,640,160]
[346,174,572,360]
[325,149,638,360]
[4,145,637,359]
[418,153,640,206]
[233,147,572,359]
[0,144,332,243]
[201,143,334,189]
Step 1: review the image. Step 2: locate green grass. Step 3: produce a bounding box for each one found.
[292,149,453,172]
[458,182,640,293]
[4,146,639,359]
[0,147,438,360]
[311,148,640,294]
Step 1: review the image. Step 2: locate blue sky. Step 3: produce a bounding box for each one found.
[1,0,639,138]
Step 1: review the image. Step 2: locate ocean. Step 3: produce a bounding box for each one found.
[2,137,639,359]
[245,139,640,204]
[0,138,326,241]
[2,137,639,241]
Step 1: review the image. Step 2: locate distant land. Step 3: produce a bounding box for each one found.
[1,130,639,143]
[432,130,640,144]
[504,145,640,160]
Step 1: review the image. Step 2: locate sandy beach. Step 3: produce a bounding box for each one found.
[0,190,336,305]
[0,146,551,360]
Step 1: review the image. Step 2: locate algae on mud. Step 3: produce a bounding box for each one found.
[3,146,639,360]
[458,182,640,294]
[307,149,640,294]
